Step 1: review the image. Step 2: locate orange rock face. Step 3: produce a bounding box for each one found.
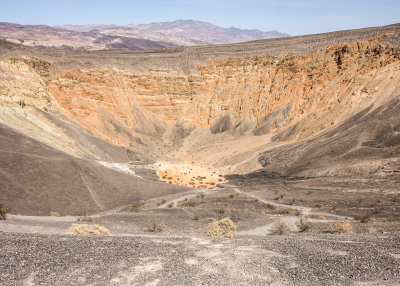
[43,37,400,146]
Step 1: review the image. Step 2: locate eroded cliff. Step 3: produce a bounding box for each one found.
[36,36,400,148]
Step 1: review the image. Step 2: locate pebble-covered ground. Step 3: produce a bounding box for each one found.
[1,232,399,285]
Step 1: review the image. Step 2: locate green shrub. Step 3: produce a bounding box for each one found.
[0,204,8,220]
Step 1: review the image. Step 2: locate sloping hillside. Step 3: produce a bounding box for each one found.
[0,23,399,215]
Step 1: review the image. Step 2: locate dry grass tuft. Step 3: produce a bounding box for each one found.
[354,214,371,223]
[208,218,236,238]
[50,211,61,217]
[69,223,110,236]
[309,214,326,220]
[296,218,312,232]
[278,207,293,214]
[264,203,276,210]
[270,220,292,235]
[130,202,144,212]
[177,198,198,208]
[331,221,353,233]
[143,219,164,233]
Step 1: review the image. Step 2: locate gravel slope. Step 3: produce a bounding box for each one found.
[1,232,399,285]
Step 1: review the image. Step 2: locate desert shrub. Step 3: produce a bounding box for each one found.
[208,218,236,238]
[0,204,8,220]
[75,210,91,217]
[50,211,61,217]
[354,214,371,223]
[144,219,163,232]
[294,210,302,217]
[192,214,200,221]
[230,214,240,223]
[296,218,312,232]
[390,196,399,203]
[270,220,291,235]
[331,221,353,233]
[157,199,167,206]
[130,202,144,212]
[309,215,326,220]
[264,203,276,210]
[373,206,383,214]
[278,208,293,214]
[167,202,174,208]
[69,223,110,236]
[178,198,198,208]
[216,208,226,219]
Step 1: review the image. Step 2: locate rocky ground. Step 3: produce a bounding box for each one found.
[0,232,399,286]
[1,181,400,285]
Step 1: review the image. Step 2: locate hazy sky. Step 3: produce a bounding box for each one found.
[0,0,399,35]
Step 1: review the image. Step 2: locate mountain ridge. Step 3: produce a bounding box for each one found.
[0,20,289,51]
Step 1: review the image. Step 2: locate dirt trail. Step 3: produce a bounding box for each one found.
[220,183,353,235]
[157,188,217,208]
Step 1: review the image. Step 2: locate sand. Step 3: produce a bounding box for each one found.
[155,161,227,188]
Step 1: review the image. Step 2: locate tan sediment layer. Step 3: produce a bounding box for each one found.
[156,162,227,189]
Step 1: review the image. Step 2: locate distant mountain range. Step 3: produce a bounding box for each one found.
[0,20,289,50]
